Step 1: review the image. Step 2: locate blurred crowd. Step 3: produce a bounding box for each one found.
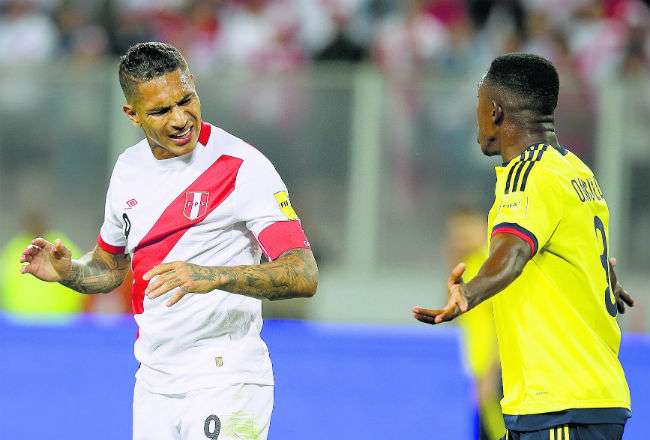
[3,0,650,322]
[1,0,650,86]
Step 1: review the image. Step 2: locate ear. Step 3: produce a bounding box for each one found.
[492,101,504,126]
[122,104,141,128]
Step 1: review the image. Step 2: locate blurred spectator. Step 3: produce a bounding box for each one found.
[447,207,504,440]
[220,0,304,72]
[101,0,155,55]
[314,2,368,62]
[220,0,306,128]
[177,0,224,70]
[373,0,448,213]
[0,212,83,319]
[53,1,109,61]
[0,0,59,63]
[567,0,627,85]
[617,26,650,282]
[374,0,447,78]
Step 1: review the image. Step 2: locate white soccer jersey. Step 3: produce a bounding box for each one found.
[98,122,310,394]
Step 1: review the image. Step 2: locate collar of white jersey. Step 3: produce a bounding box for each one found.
[198,121,212,146]
[147,121,212,170]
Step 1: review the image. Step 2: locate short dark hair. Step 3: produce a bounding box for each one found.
[118,42,189,100]
[484,53,559,115]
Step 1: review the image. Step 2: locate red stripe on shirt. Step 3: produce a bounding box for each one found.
[491,226,537,256]
[198,121,211,146]
[257,220,310,261]
[130,155,243,314]
[97,234,125,255]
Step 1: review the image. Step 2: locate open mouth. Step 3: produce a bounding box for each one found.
[169,125,193,145]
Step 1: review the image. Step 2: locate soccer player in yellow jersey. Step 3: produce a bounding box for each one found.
[413,53,635,439]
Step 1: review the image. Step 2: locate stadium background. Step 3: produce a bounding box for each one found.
[0,0,649,438]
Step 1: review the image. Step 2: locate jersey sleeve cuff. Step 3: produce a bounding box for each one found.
[491,223,538,256]
[97,234,126,255]
[257,220,310,261]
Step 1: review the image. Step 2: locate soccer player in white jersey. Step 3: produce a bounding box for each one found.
[19,42,318,440]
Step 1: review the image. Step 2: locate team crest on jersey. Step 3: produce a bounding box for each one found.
[183,191,210,220]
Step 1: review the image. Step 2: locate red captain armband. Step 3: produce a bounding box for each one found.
[258,220,310,261]
[97,235,126,255]
[491,223,538,257]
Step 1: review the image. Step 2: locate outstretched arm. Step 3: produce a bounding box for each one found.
[20,238,130,294]
[413,234,530,324]
[461,234,531,309]
[144,248,318,306]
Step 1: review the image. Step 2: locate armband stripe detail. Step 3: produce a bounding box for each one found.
[491,222,538,256]
[258,220,310,261]
[97,235,126,255]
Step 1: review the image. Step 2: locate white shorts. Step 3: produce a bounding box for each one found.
[133,380,274,440]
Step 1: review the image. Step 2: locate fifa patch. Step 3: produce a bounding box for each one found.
[274,191,298,220]
[498,193,528,217]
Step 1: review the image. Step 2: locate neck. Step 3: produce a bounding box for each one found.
[501,118,560,163]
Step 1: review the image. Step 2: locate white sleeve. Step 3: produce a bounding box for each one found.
[234,153,310,260]
[97,175,127,254]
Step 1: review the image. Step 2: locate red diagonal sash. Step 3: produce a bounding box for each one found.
[131,154,243,314]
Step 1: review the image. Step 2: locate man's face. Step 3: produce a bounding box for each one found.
[476,83,500,157]
[124,69,202,159]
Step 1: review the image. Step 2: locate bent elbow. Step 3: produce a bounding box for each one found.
[302,262,319,298]
[300,255,319,298]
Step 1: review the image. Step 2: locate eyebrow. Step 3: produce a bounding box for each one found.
[147,93,194,114]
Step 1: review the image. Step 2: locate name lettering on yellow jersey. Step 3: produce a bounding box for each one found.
[571,177,604,203]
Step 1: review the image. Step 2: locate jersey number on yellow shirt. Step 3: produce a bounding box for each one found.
[594,215,617,317]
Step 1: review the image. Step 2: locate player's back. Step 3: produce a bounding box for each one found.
[487,144,630,418]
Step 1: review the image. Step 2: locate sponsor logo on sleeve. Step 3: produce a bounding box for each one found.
[497,193,528,217]
[274,191,298,220]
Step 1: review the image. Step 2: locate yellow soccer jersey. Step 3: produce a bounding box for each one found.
[487,144,630,417]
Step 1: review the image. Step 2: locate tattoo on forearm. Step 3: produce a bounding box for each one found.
[60,247,130,294]
[189,249,318,300]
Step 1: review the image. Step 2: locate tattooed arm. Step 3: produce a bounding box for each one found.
[143,248,318,306]
[61,247,130,294]
[20,237,130,294]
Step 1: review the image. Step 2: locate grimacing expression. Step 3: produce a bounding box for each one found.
[124,69,202,159]
[476,83,500,157]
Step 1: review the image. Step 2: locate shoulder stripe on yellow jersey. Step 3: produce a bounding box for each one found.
[504,160,519,194]
[564,425,569,440]
[504,144,548,193]
[510,152,533,192]
[505,144,545,194]
[519,145,548,191]
[549,427,555,440]
[505,149,532,193]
